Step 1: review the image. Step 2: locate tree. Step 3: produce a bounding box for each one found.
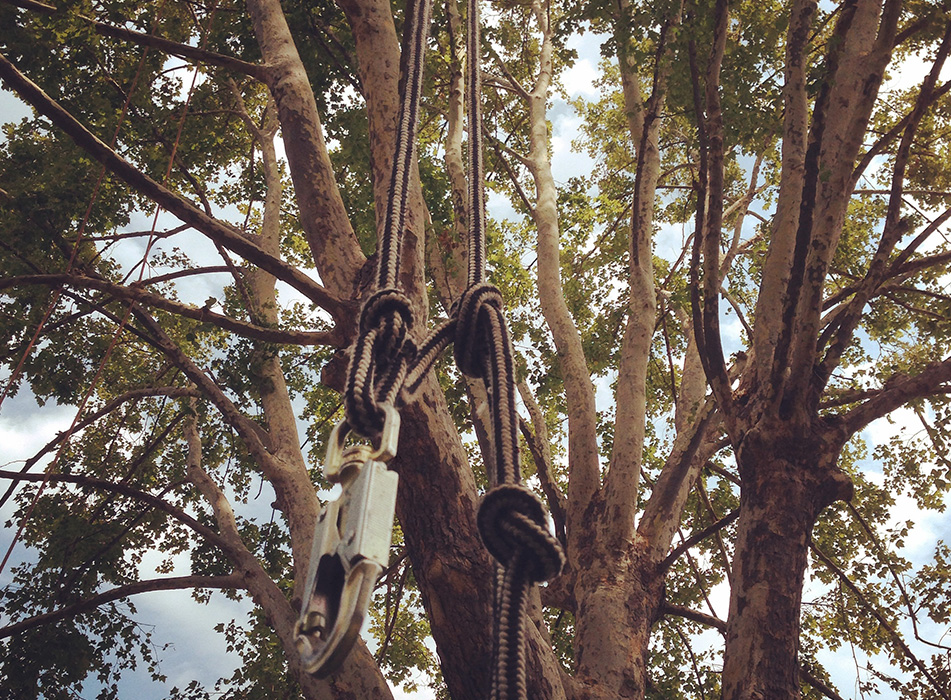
[0,0,950,698]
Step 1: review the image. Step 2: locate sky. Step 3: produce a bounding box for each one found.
[1,11,950,700]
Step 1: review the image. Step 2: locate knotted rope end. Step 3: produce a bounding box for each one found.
[477,484,564,583]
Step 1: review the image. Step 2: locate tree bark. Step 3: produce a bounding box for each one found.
[524,0,600,566]
[721,420,851,700]
[338,0,429,305]
[247,0,365,300]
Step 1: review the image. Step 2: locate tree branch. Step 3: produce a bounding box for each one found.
[688,0,734,433]
[3,0,268,80]
[663,601,846,700]
[661,508,739,572]
[0,385,197,506]
[0,574,244,640]
[0,469,227,550]
[0,274,340,346]
[517,382,567,544]
[0,50,345,319]
[841,358,951,436]
[817,21,951,390]
[811,544,950,699]
[662,602,725,633]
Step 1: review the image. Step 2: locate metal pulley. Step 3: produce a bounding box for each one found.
[295,405,400,677]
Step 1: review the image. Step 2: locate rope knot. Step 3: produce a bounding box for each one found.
[452,282,503,379]
[360,288,415,356]
[477,484,564,583]
[345,289,416,438]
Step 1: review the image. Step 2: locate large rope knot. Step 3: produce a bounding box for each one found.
[452,282,503,379]
[477,484,564,583]
[345,288,416,438]
[360,288,415,355]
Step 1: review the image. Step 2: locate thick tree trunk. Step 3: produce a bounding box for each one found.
[573,544,663,700]
[721,420,851,700]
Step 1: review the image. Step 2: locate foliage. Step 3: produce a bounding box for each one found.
[1,0,950,698]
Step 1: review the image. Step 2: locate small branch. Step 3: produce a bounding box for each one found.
[664,601,845,700]
[661,509,739,572]
[516,380,567,544]
[662,602,725,633]
[137,266,232,287]
[674,625,709,700]
[376,558,410,662]
[0,469,227,550]
[3,0,267,80]
[846,500,951,653]
[0,274,339,346]
[798,666,847,700]
[853,188,951,197]
[0,51,344,319]
[705,461,740,486]
[811,544,951,699]
[87,223,190,243]
[0,385,197,507]
[0,574,244,640]
[484,43,530,101]
[697,480,734,587]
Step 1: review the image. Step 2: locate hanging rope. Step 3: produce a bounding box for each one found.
[343,0,432,439]
[341,0,564,697]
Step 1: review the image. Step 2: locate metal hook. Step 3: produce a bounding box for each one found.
[296,405,400,677]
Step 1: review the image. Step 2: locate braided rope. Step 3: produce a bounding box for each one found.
[466,0,486,286]
[339,0,563,695]
[458,9,564,696]
[344,0,432,438]
[377,0,433,290]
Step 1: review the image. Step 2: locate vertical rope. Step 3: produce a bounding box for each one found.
[337,1,564,697]
[376,0,434,290]
[466,0,486,286]
[458,3,564,698]
[344,0,434,438]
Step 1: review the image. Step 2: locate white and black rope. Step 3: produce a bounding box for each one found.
[466,0,486,286]
[339,0,563,696]
[343,0,432,438]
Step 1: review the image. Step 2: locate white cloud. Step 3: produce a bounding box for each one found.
[551,111,596,184]
[561,58,600,99]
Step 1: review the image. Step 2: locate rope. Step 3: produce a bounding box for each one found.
[343,0,432,439]
[340,0,564,697]
[452,2,565,688]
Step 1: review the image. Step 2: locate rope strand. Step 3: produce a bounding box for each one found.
[339,1,563,697]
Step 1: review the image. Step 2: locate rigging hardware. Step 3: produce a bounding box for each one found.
[295,405,400,677]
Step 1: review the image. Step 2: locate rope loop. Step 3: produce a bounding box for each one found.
[452,282,503,379]
[345,289,416,438]
[477,484,564,584]
[361,288,414,350]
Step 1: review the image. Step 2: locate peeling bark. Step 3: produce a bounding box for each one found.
[605,0,681,552]
[247,0,365,300]
[524,0,600,565]
[721,420,851,700]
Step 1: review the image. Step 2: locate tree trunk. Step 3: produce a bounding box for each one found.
[573,542,663,700]
[721,419,851,700]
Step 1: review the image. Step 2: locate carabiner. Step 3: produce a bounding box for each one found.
[296,405,400,677]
